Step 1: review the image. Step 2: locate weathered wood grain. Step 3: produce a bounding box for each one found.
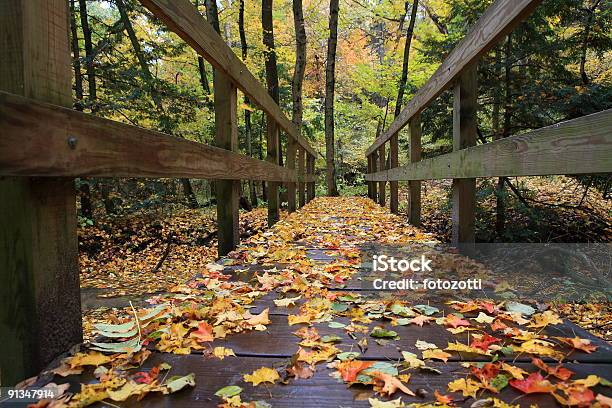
[365,109,612,181]
[378,144,386,206]
[138,0,316,157]
[0,91,299,182]
[408,115,422,226]
[0,0,82,386]
[213,73,239,255]
[451,65,477,245]
[389,133,399,213]
[365,0,542,156]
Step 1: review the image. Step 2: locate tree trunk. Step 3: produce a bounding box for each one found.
[579,0,601,86]
[292,0,307,129]
[262,0,283,162]
[117,0,199,208]
[238,0,258,207]
[394,0,418,118]
[324,0,340,196]
[78,0,96,110]
[496,34,513,237]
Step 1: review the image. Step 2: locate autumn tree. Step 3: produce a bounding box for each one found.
[324,0,340,196]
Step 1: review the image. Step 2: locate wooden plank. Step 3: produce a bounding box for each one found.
[451,65,477,245]
[365,0,542,156]
[267,115,280,226]
[0,0,82,386]
[41,355,612,408]
[408,115,421,226]
[138,0,315,157]
[0,91,300,182]
[365,109,612,181]
[389,134,399,213]
[378,144,386,206]
[213,73,239,256]
[287,140,297,212]
[298,148,306,207]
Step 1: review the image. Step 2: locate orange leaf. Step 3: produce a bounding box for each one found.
[337,360,373,382]
[509,372,555,394]
[434,390,453,404]
[445,314,470,328]
[531,358,573,381]
[191,321,214,343]
[370,371,415,396]
[556,337,598,353]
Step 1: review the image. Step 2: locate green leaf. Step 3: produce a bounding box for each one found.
[414,304,439,316]
[505,301,535,316]
[491,374,509,392]
[214,385,242,398]
[337,352,360,361]
[321,335,342,343]
[90,338,142,353]
[328,321,346,329]
[331,302,349,312]
[164,373,196,394]
[370,327,397,338]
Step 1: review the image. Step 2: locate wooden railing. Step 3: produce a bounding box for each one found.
[364,0,612,245]
[0,0,315,385]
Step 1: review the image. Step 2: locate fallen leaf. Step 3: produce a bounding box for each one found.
[243,367,280,386]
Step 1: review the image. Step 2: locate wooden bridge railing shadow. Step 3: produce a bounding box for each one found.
[364,0,612,246]
[0,0,315,385]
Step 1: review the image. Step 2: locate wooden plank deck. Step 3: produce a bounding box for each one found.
[30,197,612,407]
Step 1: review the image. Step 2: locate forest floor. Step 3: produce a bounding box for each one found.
[33,197,611,407]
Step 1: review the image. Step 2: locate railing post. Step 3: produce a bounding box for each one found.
[371,150,378,201]
[367,155,373,199]
[378,144,386,206]
[408,114,422,226]
[307,154,315,202]
[298,147,306,207]
[287,138,297,212]
[213,71,240,255]
[451,64,477,245]
[389,133,399,213]
[266,115,280,225]
[0,0,82,385]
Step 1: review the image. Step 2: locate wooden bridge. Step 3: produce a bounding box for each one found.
[0,0,611,406]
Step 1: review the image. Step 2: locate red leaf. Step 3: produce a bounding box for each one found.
[531,358,574,381]
[337,360,373,382]
[470,333,501,352]
[510,372,555,394]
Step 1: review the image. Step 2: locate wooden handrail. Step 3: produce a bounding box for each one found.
[0,91,314,182]
[139,0,316,157]
[365,110,612,181]
[365,0,542,156]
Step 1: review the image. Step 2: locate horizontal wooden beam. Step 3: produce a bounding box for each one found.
[365,110,612,181]
[0,91,302,182]
[365,0,541,156]
[139,0,316,157]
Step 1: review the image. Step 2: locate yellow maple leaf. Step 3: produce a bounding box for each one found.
[422,349,452,362]
[243,367,280,386]
[288,314,312,325]
[528,311,563,328]
[213,347,236,360]
[447,378,481,398]
[67,351,112,369]
[501,363,528,380]
[246,308,271,326]
[446,341,491,356]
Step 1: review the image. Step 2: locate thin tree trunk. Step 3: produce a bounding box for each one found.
[78,0,96,110]
[117,0,198,208]
[394,0,418,118]
[579,0,601,85]
[422,2,447,34]
[292,0,307,129]
[71,0,94,220]
[238,0,258,207]
[496,34,513,237]
[324,0,340,196]
[262,0,283,163]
